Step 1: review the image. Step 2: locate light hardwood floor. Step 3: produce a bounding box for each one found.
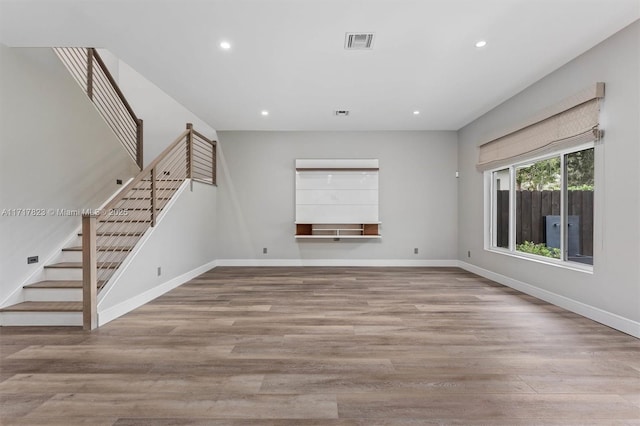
[1,267,639,425]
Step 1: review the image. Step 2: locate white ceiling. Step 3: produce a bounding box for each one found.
[1,0,638,131]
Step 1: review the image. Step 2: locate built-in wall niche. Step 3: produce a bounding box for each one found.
[295,159,380,239]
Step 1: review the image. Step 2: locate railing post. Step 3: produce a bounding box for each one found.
[186,123,193,179]
[86,48,94,100]
[150,167,157,227]
[82,214,98,331]
[136,119,144,169]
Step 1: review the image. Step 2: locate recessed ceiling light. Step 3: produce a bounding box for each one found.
[220,41,231,50]
[261,110,269,116]
[475,40,487,48]
[413,110,420,115]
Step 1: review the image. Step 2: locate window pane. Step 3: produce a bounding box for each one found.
[493,169,509,248]
[566,148,594,265]
[515,157,561,259]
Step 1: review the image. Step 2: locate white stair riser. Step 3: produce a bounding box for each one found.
[116,199,171,211]
[24,288,82,302]
[44,267,119,281]
[96,252,130,263]
[0,311,82,326]
[60,251,130,263]
[94,235,143,246]
[98,210,153,221]
[97,222,149,233]
[59,251,82,263]
[131,184,181,192]
[44,268,82,281]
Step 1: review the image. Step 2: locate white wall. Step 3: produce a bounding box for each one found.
[0,45,139,305]
[97,180,218,324]
[457,22,640,330]
[108,56,217,166]
[216,131,458,264]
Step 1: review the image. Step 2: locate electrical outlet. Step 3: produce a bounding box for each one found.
[116,179,123,185]
[157,267,162,276]
[467,250,471,258]
[414,248,419,254]
[27,256,38,264]
[263,248,268,254]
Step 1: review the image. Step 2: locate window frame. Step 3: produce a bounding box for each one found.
[484,142,595,273]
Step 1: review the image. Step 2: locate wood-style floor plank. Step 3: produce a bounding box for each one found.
[1,266,639,424]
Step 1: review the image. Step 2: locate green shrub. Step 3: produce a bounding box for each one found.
[516,241,561,259]
[567,184,594,191]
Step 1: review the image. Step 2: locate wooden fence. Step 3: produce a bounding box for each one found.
[496,190,593,256]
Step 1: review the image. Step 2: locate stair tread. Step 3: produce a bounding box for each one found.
[78,232,144,236]
[101,219,152,223]
[24,280,107,289]
[45,262,120,269]
[62,246,133,252]
[122,195,172,199]
[24,280,82,288]
[0,301,82,312]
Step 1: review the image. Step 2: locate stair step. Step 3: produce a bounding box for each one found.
[122,196,172,201]
[100,219,151,226]
[44,262,120,269]
[24,280,82,288]
[62,246,133,252]
[0,302,83,326]
[78,232,144,237]
[0,301,82,312]
[23,280,107,289]
[131,186,180,191]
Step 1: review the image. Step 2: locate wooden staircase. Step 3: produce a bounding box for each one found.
[0,181,182,326]
[0,224,133,326]
[0,133,215,328]
[1,46,217,329]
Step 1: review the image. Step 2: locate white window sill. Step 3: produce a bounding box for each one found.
[485,247,594,274]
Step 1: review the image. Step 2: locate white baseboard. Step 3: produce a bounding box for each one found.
[97,259,218,326]
[215,259,459,267]
[457,261,640,339]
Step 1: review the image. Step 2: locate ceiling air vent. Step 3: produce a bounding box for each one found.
[344,33,374,50]
[335,110,350,117]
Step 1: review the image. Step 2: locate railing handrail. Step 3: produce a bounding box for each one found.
[192,128,217,146]
[54,47,144,169]
[90,48,140,123]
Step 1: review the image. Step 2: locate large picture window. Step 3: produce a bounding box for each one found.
[489,146,594,267]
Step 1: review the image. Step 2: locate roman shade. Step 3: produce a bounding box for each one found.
[477,83,605,171]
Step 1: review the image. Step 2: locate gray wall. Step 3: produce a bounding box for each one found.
[0,46,139,305]
[457,22,639,323]
[113,58,218,166]
[216,131,458,263]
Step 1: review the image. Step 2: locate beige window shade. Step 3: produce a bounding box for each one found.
[477,83,604,171]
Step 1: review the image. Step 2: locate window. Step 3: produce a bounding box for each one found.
[479,83,603,269]
[489,146,594,267]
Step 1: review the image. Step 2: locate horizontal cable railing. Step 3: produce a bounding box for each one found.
[188,123,217,185]
[54,47,144,169]
[82,124,216,329]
